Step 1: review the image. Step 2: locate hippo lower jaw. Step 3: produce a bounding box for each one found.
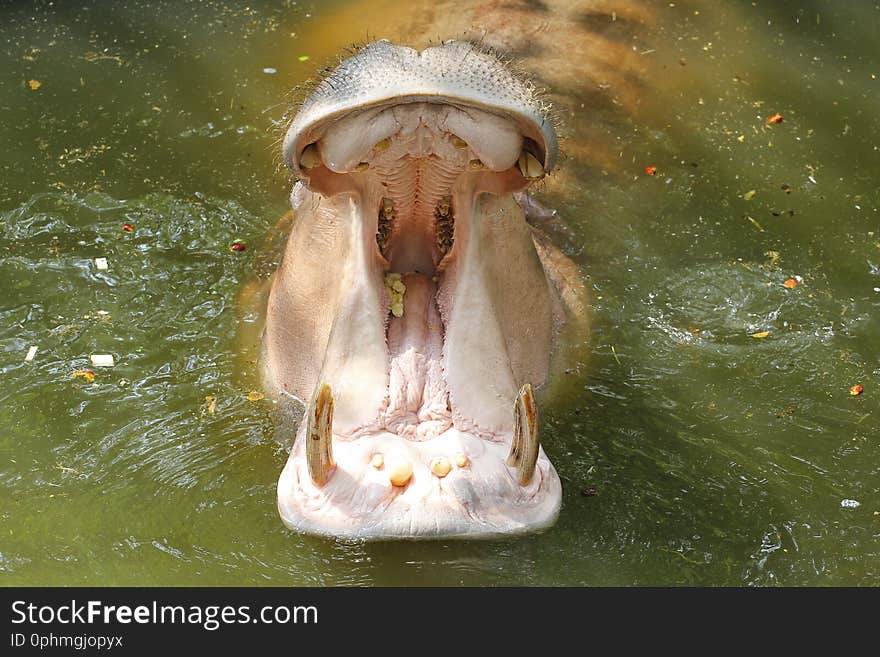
[267,41,564,539]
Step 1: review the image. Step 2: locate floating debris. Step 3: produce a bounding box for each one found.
[230,241,246,252]
[850,384,864,396]
[24,346,37,362]
[644,165,658,175]
[28,79,41,90]
[783,278,798,289]
[262,67,277,74]
[750,331,770,339]
[743,189,757,201]
[580,487,598,497]
[201,395,217,416]
[246,390,265,402]
[766,113,783,124]
[840,499,861,509]
[121,223,134,232]
[94,257,108,270]
[90,354,115,367]
[71,370,96,383]
[297,55,310,62]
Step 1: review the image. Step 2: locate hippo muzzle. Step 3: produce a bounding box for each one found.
[266,40,564,539]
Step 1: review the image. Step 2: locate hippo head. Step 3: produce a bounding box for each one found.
[266,40,564,539]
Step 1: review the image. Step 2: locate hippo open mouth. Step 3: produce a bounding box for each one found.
[265,40,569,539]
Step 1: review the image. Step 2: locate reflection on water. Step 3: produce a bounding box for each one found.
[1,0,878,585]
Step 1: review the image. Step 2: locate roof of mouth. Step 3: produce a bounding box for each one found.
[284,40,557,177]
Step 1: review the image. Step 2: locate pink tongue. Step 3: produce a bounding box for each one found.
[385,273,451,439]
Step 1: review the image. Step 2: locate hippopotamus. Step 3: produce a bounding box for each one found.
[262,38,589,539]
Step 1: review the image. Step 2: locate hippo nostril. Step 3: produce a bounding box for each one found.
[355,161,370,172]
[374,137,392,151]
[516,151,544,179]
[450,134,468,149]
[299,143,322,169]
[468,158,484,170]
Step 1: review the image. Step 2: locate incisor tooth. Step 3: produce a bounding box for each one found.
[517,151,544,179]
[299,143,322,169]
[386,455,413,487]
[507,383,540,486]
[430,457,452,478]
[306,383,335,486]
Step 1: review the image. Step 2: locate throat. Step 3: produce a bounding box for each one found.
[383,273,452,440]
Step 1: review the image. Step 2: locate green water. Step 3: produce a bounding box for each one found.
[1,0,878,585]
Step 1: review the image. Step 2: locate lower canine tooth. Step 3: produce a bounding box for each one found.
[306,383,335,486]
[507,383,540,486]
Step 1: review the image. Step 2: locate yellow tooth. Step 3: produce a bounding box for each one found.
[355,161,370,172]
[371,453,384,469]
[374,137,392,151]
[468,159,484,170]
[306,383,335,487]
[451,135,468,149]
[507,383,539,486]
[430,456,452,478]
[386,455,413,487]
[455,453,469,468]
[299,143,322,169]
[517,151,544,179]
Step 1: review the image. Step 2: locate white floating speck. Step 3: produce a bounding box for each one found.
[840,498,860,509]
[262,67,277,74]
[90,354,115,367]
[25,346,37,362]
[94,257,108,270]
[96,310,109,316]
[874,287,880,293]
[808,175,817,184]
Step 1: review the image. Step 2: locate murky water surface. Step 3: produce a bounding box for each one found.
[1,0,878,585]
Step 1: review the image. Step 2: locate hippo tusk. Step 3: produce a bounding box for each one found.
[507,383,540,486]
[306,383,335,487]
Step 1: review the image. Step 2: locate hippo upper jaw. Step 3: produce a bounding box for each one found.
[266,40,563,540]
